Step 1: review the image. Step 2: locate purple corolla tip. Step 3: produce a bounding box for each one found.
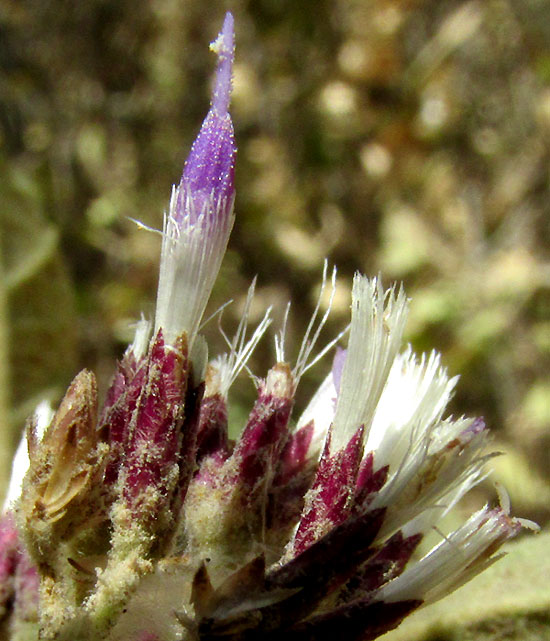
[179,12,236,215]
[332,347,346,395]
[211,12,235,115]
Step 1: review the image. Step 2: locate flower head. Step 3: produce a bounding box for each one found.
[1,12,536,641]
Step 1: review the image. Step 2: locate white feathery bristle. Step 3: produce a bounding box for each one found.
[3,400,53,511]
[366,348,457,473]
[292,262,340,384]
[130,317,152,361]
[274,302,291,365]
[379,505,524,605]
[372,415,491,537]
[212,280,272,397]
[273,263,344,405]
[295,369,338,457]
[155,185,235,347]
[330,274,408,452]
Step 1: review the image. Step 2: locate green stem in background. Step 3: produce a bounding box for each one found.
[0,223,12,505]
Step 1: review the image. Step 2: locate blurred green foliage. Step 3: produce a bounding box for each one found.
[0,0,549,522]
[1,2,550,638]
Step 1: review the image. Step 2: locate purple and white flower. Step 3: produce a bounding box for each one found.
[0,12,536,641]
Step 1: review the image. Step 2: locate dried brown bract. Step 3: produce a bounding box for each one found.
[19,370,107,564]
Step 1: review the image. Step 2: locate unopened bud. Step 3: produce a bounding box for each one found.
[155,12,236,346]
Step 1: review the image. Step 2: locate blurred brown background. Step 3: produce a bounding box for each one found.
[0,0,549,522]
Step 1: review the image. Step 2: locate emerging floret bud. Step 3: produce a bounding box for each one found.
[155,12,237,347]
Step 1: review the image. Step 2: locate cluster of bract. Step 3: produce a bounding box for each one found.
[0,13,534,641]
